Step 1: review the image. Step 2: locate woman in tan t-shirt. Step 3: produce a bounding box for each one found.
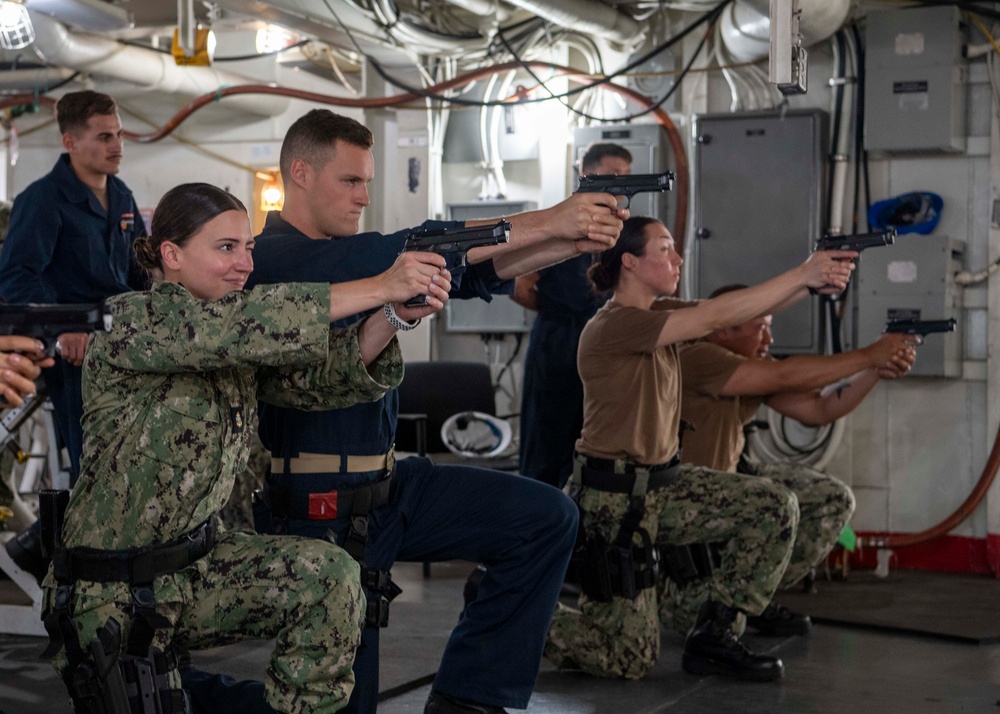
[545,216,856,684]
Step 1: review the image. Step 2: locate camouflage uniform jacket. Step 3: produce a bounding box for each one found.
[59,281,402,578]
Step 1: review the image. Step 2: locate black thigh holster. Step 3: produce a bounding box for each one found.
[658,543,722,588]
[574,525,658,603]
[568,458,681,603]
[39,491,216,714]
[66,617,188,714]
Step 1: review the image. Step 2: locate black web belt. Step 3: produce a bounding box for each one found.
[52,517,217,584]
[576,453,682,493]
[264,475,392,522]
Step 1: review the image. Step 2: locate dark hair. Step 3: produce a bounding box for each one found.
[580,143,632,174]
[134,183,247,279]
[55,90,117,135]
[280,109,374,182]
[587,215,662,293]
[708,283,748,299]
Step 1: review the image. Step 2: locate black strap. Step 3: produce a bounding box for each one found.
[54,518,217,585]
[578,462,681,493]
[300,471,401,629]
[265,475,392,523]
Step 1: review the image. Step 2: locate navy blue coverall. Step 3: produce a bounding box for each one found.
[243,214,577,713]
[0,153,146,482]
[518,255,602,488]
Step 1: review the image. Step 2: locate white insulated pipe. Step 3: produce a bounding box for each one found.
[500,0,640,44]
[720,0,850,62]
[28,11,289,118]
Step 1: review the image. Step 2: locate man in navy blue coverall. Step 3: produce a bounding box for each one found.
[0,90,146,582]
[0,90,145,481]
[229,109,623,714]
[512,143,633,488]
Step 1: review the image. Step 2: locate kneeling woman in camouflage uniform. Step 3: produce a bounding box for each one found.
[544,216,855,683]
[43,183,451,714]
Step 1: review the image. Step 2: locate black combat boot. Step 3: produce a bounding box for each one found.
[746,602,812,636]
[4,524,49,586]
[682,600,784,682]
[424,691,509,714]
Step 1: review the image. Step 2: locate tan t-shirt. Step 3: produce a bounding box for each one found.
[575,299,687,465]
[678,341,766,472]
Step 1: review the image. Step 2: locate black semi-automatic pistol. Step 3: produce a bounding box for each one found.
[0,302,112,356]
[575,170,675,209]
[883,318,957,340]
[402,220,511,307]
[815,228,896,255]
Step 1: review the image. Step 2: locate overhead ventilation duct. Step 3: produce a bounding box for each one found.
[720,0,850,62]
[28,11,289,118]
[500,0,640,44]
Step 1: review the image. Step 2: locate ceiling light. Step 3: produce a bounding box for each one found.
[260,180,283,212]
[0,1,33,50]
[256,26,295,55]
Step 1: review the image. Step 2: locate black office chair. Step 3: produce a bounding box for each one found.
[396,361,518,470]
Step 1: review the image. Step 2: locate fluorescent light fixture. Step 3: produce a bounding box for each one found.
[25,0,132,32]
[256,26,295,55]
[0,1,33,50]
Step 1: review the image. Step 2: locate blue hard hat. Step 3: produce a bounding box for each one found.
[867,192,943,235]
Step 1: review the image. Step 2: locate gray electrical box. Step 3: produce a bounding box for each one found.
[856,235,964,377]
[692,110,827,354]
[572,124,673,223]
[865,7,967,153]
[444,200,536,333]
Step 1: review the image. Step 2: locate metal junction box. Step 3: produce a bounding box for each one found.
[692,110,827,354]
[856,235,964,376]
[444,200,536,333]
[572,124,673,223]
[865,7,967,153]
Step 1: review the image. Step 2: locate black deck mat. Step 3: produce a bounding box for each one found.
[773,569,1000,644]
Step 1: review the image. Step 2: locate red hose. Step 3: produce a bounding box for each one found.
[870,421,1000,548]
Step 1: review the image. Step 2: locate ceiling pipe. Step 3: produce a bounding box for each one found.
[0,68,74,91]
[497,0,641,44]
[448,0,514,20]
[720,0,850,62]
[28,10,289,118]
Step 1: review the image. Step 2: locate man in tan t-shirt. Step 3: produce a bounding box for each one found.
[660,284,916,637]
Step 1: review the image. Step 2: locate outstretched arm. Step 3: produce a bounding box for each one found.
[655,250,857,348]
[462,193,626,278]
[762,343,916,426]
[718,333,916,397]
[327,251,448,322]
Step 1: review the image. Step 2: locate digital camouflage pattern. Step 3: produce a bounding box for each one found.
[52,532,366,714]
[220,429,270,532]
[658,462,855,634]
[545,465,798,680]
[62,281,401,552]
[46,280,402,713]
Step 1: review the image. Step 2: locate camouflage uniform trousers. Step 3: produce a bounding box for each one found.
[658,462,855,635]
[545,465,798,680]
[48,530,365,714]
